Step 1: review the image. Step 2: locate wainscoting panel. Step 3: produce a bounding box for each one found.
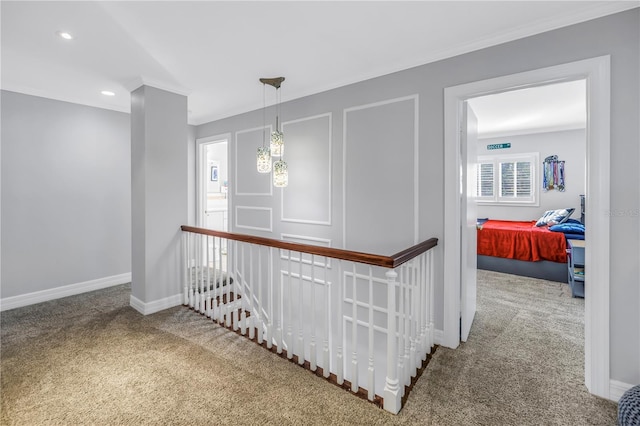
[235,126,273,196]
[343,95,418,254]
[235,206,273,232]
[281,113,332,225]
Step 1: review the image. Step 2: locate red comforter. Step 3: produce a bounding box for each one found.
[477,220,567,263]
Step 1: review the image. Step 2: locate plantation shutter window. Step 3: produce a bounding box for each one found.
[477,153,538,205]
[477,162,494,199]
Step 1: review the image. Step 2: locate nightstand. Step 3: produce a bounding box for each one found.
[567,239,585,298]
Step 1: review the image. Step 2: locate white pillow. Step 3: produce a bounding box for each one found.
[535,208,574,227]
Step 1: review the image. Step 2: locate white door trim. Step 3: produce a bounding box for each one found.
[443,56,611,399]
[196,134,231,228]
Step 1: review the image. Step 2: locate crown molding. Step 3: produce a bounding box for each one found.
[125,76,191,97]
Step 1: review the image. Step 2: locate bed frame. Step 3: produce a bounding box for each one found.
[477,255,568,283]
[476,219,569,283]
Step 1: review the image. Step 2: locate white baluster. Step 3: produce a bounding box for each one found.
[383,269,401,414]
[257,247,263,345]
[209,236,217,319]
[196,234,202,313]
[351,263,358,392]
[297,252,304,366]
[323,256,330,378]
[227,241,235,328]
[428,250,435,349]
[266,247,273,349]
[397,266,405,394]
[336,260,344,385]
[183,232,189,305]
[286,250,293,360]
[212,237,221,322]
[203,235,210,315]
[367,266,375,401]
[411,260,419,372]
[213,235,219,318]
[221,236,229,323]
[240,247,246,334]
[276,247,283,354]
[189,234,195,309]
[414,259,421,363]
[419,254,427,361]
[246,245,253,336]
[309,254,317,371]
[403,265,411,386]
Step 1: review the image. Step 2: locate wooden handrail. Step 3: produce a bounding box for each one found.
[181,225,437,268]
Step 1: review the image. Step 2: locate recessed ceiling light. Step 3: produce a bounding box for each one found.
[57,31,73,40]
[101,90,115,96]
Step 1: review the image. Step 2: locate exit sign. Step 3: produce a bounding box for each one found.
[487,143,511,150]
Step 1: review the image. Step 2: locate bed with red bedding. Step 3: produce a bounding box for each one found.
[477,220,568,282]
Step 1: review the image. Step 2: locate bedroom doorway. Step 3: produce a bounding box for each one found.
[468,79,586,287]
[443,56,611,399]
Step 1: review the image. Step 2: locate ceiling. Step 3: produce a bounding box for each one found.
[1,1,636,132]
[468,79,587,138]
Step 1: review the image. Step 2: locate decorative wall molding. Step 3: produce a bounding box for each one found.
[130,292,182,316]
[235,206,273,232]
[281,113,332,225]
[0,273,131,312]
[342,95,419,250]
[235,126,273,196]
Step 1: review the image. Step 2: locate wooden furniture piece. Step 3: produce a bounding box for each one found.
[567,239,585,298]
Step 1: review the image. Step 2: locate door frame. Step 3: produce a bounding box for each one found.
[443,56,611,398]
[460,103,478,342]
[196,133,231,229]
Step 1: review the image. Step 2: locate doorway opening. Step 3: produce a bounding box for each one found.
[443,56,611,399]
[197,135,230,266]
[464,78,587,372]
[198,138,229,231]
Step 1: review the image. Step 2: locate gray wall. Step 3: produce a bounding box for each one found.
[187,125,196,226]
[1,90,131,298]
[477,129,586,221]
[195,9,639,385]
[130,86,188,303]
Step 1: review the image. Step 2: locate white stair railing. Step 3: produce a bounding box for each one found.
[181,225,437,414]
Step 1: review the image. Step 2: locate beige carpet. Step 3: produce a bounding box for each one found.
[1,270,617,425]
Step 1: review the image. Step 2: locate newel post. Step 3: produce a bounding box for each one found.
[383,269,401,414]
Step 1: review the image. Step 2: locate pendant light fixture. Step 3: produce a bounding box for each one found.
[273,158,288,187]
[258,77,288,187]
[256,82,272,173]
[269,81,284,158]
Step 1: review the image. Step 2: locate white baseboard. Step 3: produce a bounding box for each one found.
[130,293,182,316]
[0,273,131,312]
[434,328,444,346]
[610,379,636,402]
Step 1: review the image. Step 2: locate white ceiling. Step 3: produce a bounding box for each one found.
[468,79,587,138]
[1,1,636,131]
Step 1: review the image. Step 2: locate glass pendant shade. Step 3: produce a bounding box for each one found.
[273,159,288,187]
[270,130,284,157]
[257,147,272,173]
